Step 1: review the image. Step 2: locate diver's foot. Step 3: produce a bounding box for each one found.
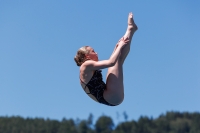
[128,12,138,32]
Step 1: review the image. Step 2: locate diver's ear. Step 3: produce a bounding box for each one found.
[85,54,90,60]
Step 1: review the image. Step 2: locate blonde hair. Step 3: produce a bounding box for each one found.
[74,46,89,66]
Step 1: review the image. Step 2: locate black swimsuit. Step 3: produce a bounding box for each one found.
[80,70,116,106]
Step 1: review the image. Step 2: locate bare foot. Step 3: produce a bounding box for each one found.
[128,12,138,32]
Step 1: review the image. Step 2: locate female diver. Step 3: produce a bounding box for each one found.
[74,12,138,106]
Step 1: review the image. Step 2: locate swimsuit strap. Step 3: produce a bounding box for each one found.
[80,70,98,94]
[80,78,91,94]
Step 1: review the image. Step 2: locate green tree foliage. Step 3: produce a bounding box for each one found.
[58,118,78,133]
[78,120,95,133]
[114,121,137,133]
[87,113,94,128]
[137,116,154,133]
[95,115,114,133]
[0,111,200,133]
[122,111,128,121]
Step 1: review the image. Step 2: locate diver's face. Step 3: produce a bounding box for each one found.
[86,47,98,61]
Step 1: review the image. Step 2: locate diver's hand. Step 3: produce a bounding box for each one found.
[117,37,129,48]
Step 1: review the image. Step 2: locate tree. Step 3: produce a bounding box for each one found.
[87,113,94,128]
[114,121,137,133]
[137,116,153,133]
[58,118,78,133]
[78,120,94,133]
[123,111,128,121]
[95,115,114,133]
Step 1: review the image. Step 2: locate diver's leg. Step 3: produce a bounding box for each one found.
[103,13,138,105]
[104,59,124,105]
[120,12,138,64]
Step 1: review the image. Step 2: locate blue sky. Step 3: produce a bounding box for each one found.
[0,1,200,124]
